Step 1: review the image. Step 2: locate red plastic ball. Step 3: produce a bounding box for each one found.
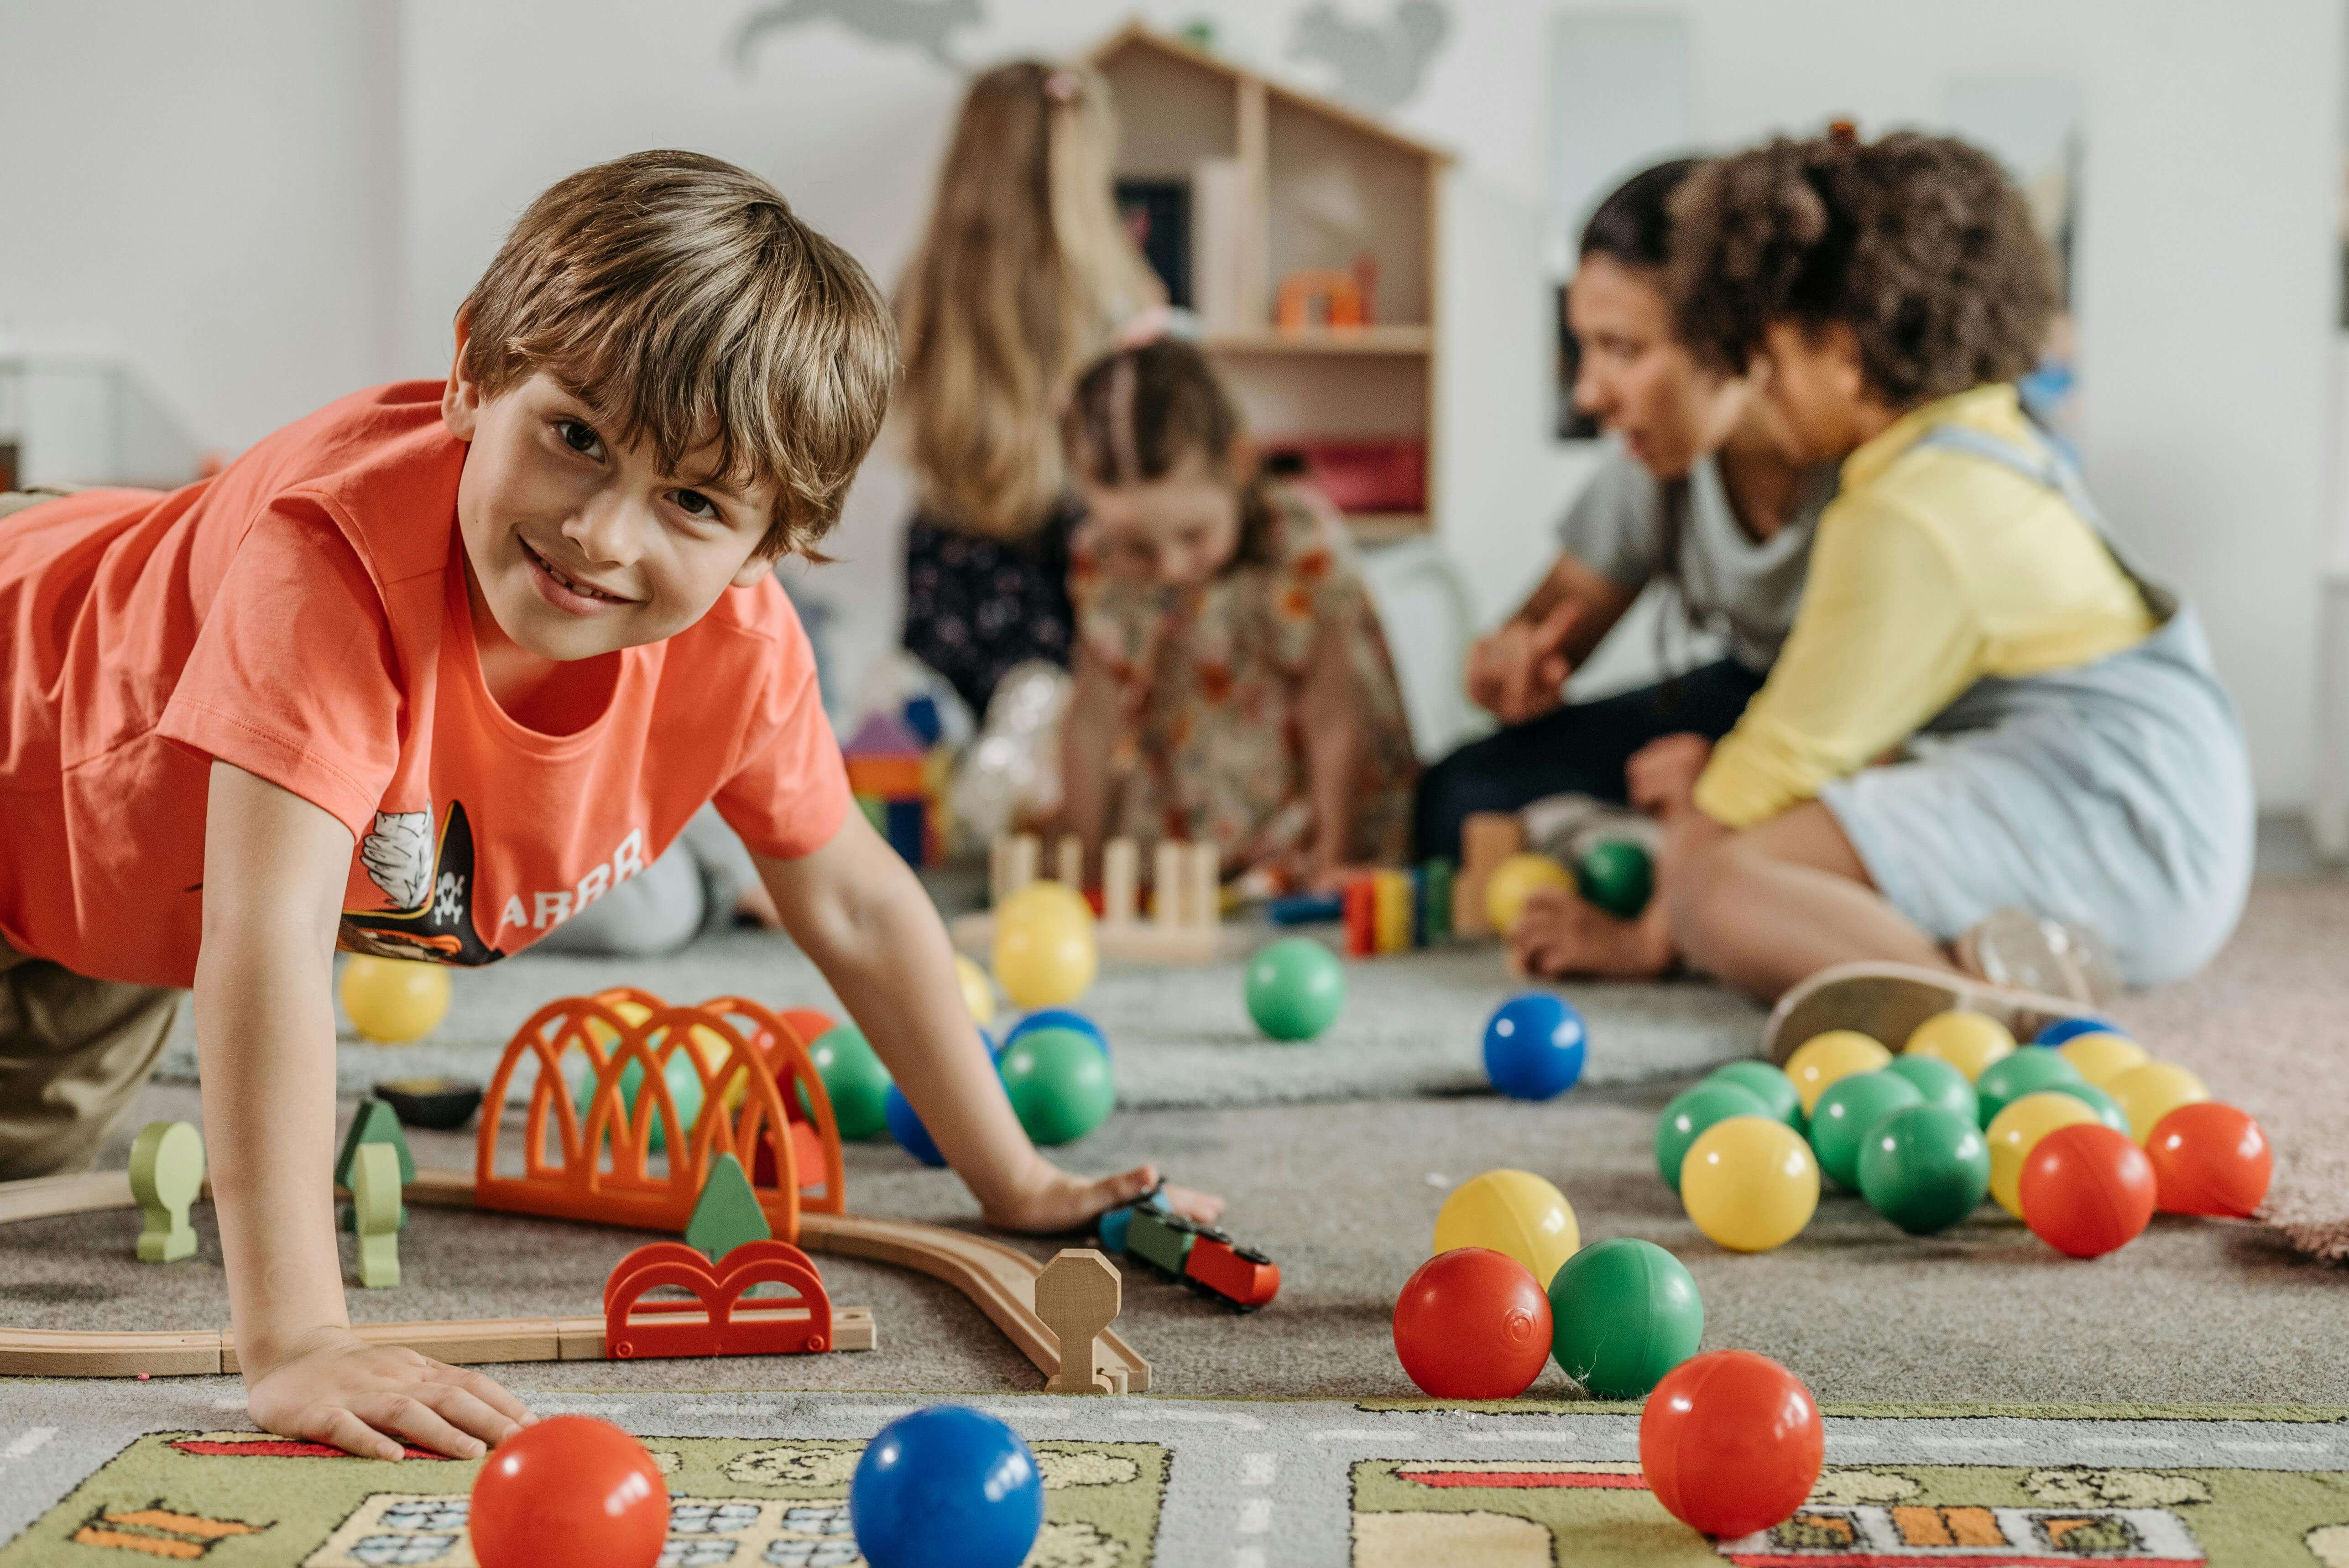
[1393,1247,1554,1399]
[470,1416,668,1568]
[1639,1349,1823,1538]
[2018,1122,2157,1259]
[2145,1101,2271,1217]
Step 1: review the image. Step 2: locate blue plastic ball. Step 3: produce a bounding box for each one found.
[1002,1008,1108,1057]
[1482,993,1587,1100]
[2033,1016,2120,1047]
[882,1084,947,1167]
[851,1406,1043,1568]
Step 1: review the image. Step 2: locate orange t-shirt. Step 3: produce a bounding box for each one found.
[0,381,850,987]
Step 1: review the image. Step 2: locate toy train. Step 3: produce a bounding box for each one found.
[1097,1187,1280,1312]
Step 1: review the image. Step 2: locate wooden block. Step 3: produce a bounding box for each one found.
[0,1171,135,1225]
[352,1143,402,1289]
[1036,1250,1122,1394]
[1056,834,1085,890]
[684,1153,771,1263]
[130,1121,204,1264]
[1102,838,1138,924]
[1007,833,1038,897]
[1373,870,1411,954]
[1184,843,1220,931]
[1153,841,1183,927]
[1455,812,1526,939]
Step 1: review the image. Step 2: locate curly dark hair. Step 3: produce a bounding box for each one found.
[1667,130,2055,409]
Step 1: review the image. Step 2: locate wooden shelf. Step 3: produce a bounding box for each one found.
[1201,327,1430,356]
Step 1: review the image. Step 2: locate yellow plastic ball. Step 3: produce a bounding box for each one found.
[1483,853,1574,934]
[999,880,1094,932]
[955,954,997,1026]
[1984,1090,2101,1217]
[687,1022,750,1113]
[2109,1060,2209,1143]
[338,956,451,1044]
[1904,1010,2015,1083]
[993,905,1098,1010]
[1432,1169,1581,1288]
[2057,1031,2148,1089]
[1785,1030,1893,1115]
[1680,1115,1819,1253]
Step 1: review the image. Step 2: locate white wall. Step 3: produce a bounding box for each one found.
[5,0,2339,804]
[0,1,399,457]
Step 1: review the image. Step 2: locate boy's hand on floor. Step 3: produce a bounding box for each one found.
[245,1326,533,1461]
[980,1162,1226,1235]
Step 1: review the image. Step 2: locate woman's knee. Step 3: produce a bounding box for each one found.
[1660,833,1754,974]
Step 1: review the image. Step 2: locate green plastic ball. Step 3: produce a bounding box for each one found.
[1705,1061,1804,1132]
[1244,937,1346,1042]
[1807,1071,1926,1191]
[1856,1104,1990,1235]
[1972,1049,2085,1128]
[998,1026,1117,1145]
[1655,1081,1768,1192]
[809,1024,893,1141]
[1884,1054,1978,1125]
[1575,839,1654,919]
[576,1052,701,1154]
[2049,1078,2130,1134]
[1546,1237,1704,1399]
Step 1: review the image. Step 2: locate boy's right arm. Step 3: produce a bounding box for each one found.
[198,761,530,1460]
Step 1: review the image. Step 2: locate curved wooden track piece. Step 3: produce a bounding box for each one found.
[0,1167,1146,1393]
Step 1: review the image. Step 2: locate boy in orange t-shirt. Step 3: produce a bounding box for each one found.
[0,151,1219,1460]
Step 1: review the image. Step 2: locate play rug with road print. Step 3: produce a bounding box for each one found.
[0,1390,2343,1566]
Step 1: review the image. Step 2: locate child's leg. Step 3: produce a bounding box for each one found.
[1668,802,1956,1002]
[0,940,184,1180]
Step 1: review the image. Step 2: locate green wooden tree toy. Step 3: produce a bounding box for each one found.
[350,1141,403,1289]
[335,1099,414,1232]
[684,1152,771,1263]
[130,1120,205,1263]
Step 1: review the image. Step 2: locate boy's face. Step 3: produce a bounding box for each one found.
[443,355,781,664]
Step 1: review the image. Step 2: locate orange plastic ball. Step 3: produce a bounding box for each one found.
[2145,1101,2272,1218]
[470,1416,667,1568]
[2018,1123,2157,1259]
[1639,1349,1824,1539]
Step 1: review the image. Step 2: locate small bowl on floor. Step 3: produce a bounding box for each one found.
[374,1077,485,1132]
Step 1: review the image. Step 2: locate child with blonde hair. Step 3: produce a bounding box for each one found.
[895,60,1166,715]
[1056,339,1417,885]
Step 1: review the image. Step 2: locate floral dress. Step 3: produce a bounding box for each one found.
[1070,483,1418,870]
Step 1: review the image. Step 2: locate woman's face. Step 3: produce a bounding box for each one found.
[1567,254,1748,479]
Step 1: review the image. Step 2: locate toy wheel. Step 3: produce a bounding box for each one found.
[612,1340,635,1359]
[808,1334,827,1352]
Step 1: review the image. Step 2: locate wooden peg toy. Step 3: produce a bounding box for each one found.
[1184,842,1221,927]
[1152,840,1185,927]
[1455,812,1527,939]
[991,832,1040,907]
[1102,838,1138,924]
[1373,869,1412,954]
[351,1141,403,1289]
[1035,1248,1123,1394]
[129,1121,204,1264]
[1055,834,1085,890]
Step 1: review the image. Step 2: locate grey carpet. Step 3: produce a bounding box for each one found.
[16,1074,2345,1410]
[149,927,1763,1108]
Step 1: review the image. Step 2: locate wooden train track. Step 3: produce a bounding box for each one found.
[0,1167,1148,1393]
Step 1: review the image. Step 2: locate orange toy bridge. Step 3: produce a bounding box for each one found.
[474,988,846,1240]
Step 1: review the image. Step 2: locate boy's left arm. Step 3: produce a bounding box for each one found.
[754,810,1221,1230]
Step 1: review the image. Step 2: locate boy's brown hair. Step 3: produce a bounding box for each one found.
[459,150,895,560]
[1668,129,2056,410]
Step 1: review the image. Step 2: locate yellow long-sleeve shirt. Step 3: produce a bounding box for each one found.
[1694,385,2156,829]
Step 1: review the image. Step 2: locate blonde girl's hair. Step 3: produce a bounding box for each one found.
[895,60,1167,540]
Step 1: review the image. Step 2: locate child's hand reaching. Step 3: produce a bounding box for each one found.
[244,1324,533,1460]
[1627,732,1714,822]
[979,1162,1223,1234]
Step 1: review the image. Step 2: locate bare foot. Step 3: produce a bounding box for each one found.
[981,1163,1226,1234]
[1509,887,1674,979]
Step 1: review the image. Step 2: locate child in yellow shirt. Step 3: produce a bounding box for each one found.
[1569,129,2252,1001]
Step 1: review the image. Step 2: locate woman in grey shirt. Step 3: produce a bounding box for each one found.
[1414,159,1834,862]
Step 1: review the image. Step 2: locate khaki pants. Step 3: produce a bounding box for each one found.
[1,490,183,1178]
[0,937,184,1180]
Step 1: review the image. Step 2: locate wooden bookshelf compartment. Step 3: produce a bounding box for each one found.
[1094,22,1450,540]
